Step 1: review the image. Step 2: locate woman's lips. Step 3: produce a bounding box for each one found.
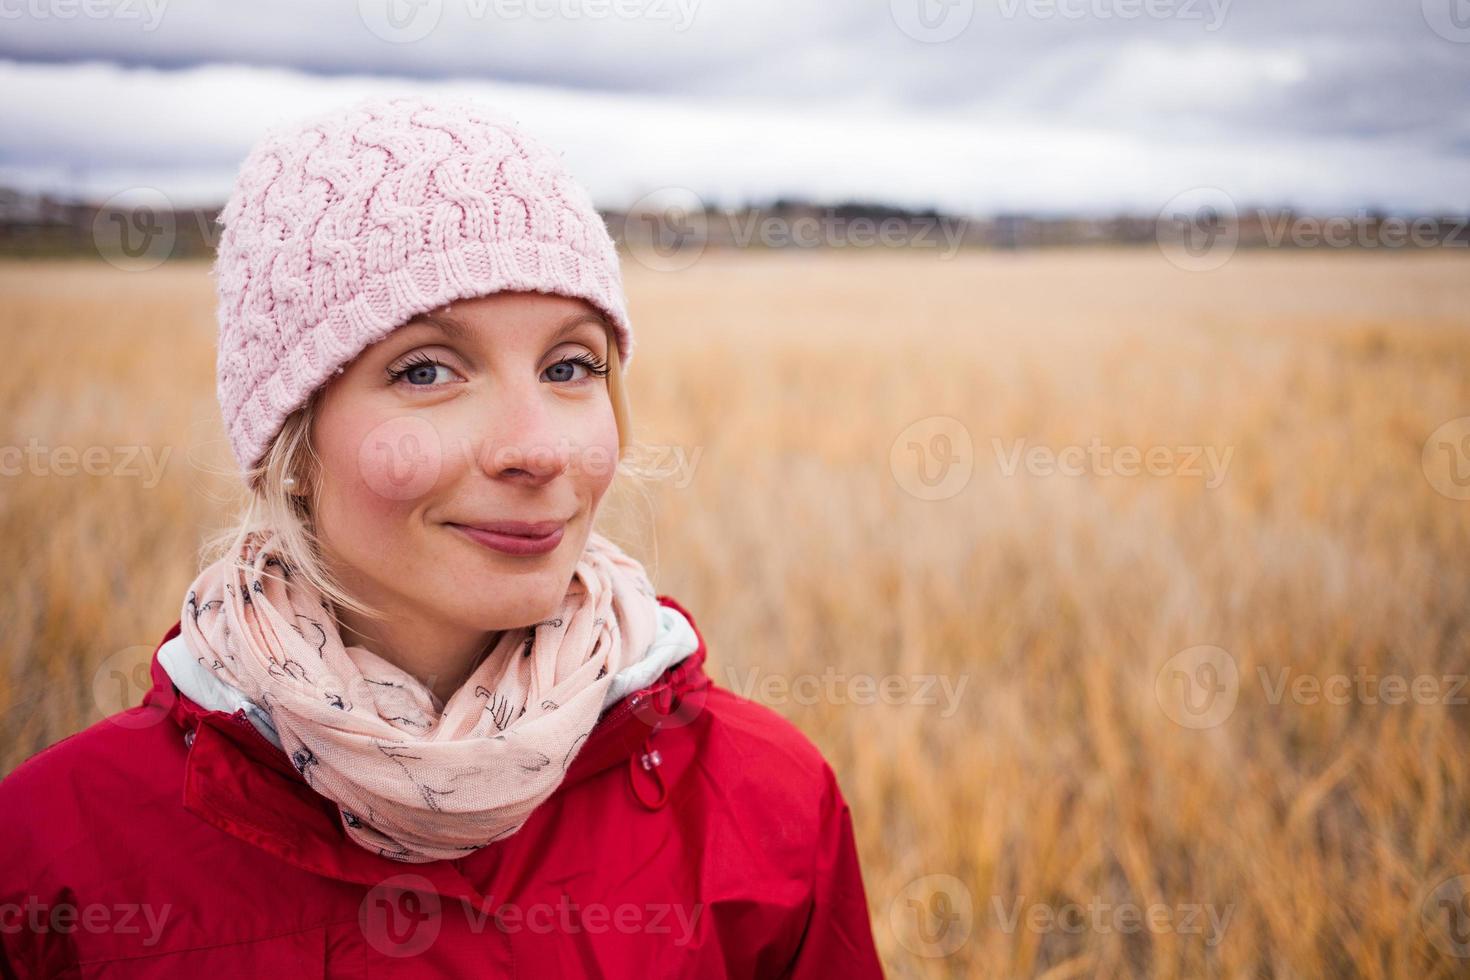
[448,521,565,556]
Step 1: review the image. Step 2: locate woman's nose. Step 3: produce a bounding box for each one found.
[473,400,572,486]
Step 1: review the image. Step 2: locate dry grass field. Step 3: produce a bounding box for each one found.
[2,248,1468,977]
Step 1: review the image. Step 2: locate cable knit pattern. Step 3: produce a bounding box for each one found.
[211,94,633,477]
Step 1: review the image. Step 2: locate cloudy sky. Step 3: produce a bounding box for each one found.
[3,0,1467,214]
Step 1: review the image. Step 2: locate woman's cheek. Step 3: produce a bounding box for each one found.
[581,411,621,499]
[353,414,450,503]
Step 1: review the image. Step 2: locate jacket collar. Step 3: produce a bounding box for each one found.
[140,595,711,903]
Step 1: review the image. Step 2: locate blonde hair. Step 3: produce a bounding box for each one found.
[200,327,640,624]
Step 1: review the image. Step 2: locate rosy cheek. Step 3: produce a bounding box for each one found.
[351,414,449,503]
[582,412,621,495]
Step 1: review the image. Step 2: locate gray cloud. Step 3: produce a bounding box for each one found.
[1,0,1466,211]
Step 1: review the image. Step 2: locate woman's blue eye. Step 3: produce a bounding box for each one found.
[543,361,582,383]
[387,355,454,387]
[544,354,609,384]
[387,353,608,387]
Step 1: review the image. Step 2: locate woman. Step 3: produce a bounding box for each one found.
[0,95,884,977]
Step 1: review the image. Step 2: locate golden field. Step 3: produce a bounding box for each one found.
[2,248,1468,978]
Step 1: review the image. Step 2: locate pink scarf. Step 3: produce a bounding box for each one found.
[179,528,661,863]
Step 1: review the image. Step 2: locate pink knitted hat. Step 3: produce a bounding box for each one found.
[211,93,633,478]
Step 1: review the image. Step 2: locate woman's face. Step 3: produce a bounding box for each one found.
[309,290,620,634]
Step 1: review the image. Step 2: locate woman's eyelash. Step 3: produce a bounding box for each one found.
[384,351,609,384]
[559,353,610,378]
[384,351,443,384]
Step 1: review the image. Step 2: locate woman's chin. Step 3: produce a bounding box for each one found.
[436,586,568,633]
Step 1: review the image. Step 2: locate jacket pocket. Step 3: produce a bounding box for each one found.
[80,924,326,979]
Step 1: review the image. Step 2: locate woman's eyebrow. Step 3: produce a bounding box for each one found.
[406,310,611,346]
[553,311,613,345]
[402,311,476,346]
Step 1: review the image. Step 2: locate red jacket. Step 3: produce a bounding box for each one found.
[0,596,884,978]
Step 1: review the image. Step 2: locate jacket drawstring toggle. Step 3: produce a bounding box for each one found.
[628,732,668,810]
